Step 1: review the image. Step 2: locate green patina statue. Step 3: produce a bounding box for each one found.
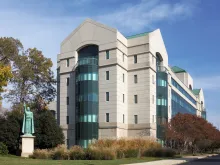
[22,103,35,136]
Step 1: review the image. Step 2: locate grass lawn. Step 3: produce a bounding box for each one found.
[0,155,161,165]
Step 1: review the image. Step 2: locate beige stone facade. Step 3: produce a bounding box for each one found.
[57,19,206,147]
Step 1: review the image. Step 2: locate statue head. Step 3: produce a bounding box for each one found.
[27,107,30,111]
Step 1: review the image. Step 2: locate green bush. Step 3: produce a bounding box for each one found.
[30,149,51,159]
[0,142,8,155]
[51,145,69,160]
[69,146,85,160]
[143,148,176,157]
[123,148,139,158]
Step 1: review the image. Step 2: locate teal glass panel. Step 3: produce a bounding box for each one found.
[76,45,99,148]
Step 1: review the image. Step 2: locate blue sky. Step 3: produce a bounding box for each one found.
[0,0,219,128]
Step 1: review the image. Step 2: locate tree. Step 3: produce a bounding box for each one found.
[165,113,220,154]
[6,48,56,107]
[34,110,64,149]
[0,109,64,154]
[0,37,22,100]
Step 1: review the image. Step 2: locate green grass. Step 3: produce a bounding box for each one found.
[0,155,161,165]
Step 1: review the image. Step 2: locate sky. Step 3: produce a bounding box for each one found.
[0,0,219,128]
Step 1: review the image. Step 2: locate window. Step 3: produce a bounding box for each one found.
[152,95,154,104]
[134,115,138,124]
[152,75,155,84]
[123,94,124,103]
[134,75,138,83]
[123,54,125,62]
[123,74,125,82]
[106,92,109,101]
[66,116,69,124]
[106,50,109,59]
[123,114,125,123]
[66,139,69,147]
[106,113,109,122]
[134,55,137,63]
[67,97,69,105]
[66,59,69,67]
[134,95,138,104]
[152,115,155,123]
[106,71,109,80]
[66,77,69,86]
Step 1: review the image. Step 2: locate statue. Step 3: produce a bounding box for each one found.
[22,103,34,136]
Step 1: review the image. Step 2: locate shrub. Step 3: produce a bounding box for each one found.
[86,147,116,160]
[51,145,69,160]
[69,146,85,160]
[143,148,176,157]
[123,148,139,158]
[30,149,51,159]
[0,142,8,155]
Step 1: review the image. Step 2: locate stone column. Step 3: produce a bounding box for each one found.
[21,135,35,157]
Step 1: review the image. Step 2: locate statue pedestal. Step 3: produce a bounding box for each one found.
[21,135,35,157]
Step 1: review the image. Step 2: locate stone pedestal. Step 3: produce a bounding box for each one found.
[21,135,35,157]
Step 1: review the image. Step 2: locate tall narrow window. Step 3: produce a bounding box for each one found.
[106,113,109,122]
[123,74,125,82]
[106,50,109,59]
[106,92,109,101]
[66,139,69,147]
[66,77,69,86]
[152,75,155,84]
[123,94,124,103]
[134,75,138,83]
[66,116,69,124]
[134,95,138,104]
[123,54,125,62]
[152,95,154,104]
[134,55,137,63]
[67,97,69,105]
[123,114,125,123]
[66,59,69,67]
[134,115,138,124]
[106,71,109,80]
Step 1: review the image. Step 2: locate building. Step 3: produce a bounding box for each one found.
[57,19,206,148]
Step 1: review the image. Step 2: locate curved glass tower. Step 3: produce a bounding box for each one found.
[75,45,99,148]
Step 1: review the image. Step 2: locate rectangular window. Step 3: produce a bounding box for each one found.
[106,92,109,101]
[152,75,155,84]
[106,71,109,80]
[134,115,138,124]
[66,77,69,86]
[66,139,69,147]
[134,55,137,63]
[123,114,125,123]
[106,50,109,59]
[66,116,69,124]
[134,75,138,83]
[123,73,125,82]
[67,97,69,105]
[123,94,124,103]
[134,95,138,104]
[123,54,125,62]
[106,113,109,122]
[152,95,154,104]
[66,59,69,67]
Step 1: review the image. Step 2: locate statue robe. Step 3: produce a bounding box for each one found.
[22,111,35,135]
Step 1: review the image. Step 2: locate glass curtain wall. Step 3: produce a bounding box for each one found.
[156,54,168,144]
[75,45,99,148]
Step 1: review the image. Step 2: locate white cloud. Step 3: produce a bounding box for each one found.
[194,76,220,90]
[96,0,194,32]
